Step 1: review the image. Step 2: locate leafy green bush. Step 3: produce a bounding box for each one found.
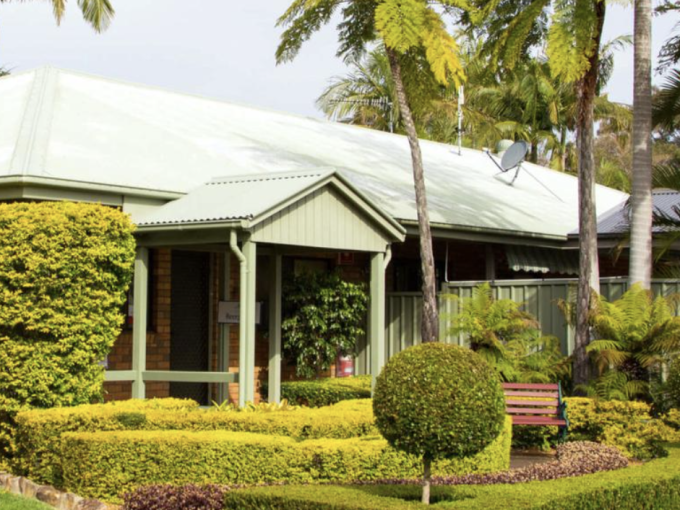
[283,271,368,378]
[222,444,680,509]
[667,355,680,409]
[279,376,371,407]
[583,285,680,401]
[373,343,505,504]
[0,202,136,464]
[565,397,680,460]
[446,283,569,383]
[60,417,511,502]
[13,399,376,486]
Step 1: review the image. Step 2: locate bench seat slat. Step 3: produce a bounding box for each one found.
[505,399,559,407]
[512,416,567,426]
[504,390,559,398]
[502,383,559,390]
[506,407,559,415]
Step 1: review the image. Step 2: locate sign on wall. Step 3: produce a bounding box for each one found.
[218,301,262,324]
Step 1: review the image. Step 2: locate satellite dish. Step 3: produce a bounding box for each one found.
[485,140,529,186]
[483,140,565,203]
[500,141,530,171]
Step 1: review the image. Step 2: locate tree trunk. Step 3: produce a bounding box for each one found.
[422,456,432,505]
[629,0,653,289]
[386,48,439,342]
[574,0,606,388]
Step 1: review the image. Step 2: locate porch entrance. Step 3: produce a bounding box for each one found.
[170,250,210,404]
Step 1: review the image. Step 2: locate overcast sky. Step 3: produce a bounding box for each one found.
[0,1,678,117]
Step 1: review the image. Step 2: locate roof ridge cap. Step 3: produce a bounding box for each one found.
[8,67,58,176]
[209,170,331,185]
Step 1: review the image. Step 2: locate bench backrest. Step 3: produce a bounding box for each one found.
[501,382,561,417]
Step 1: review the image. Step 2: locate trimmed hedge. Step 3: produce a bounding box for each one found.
[60,417,511,502]
[0,202,136,462]
[222,444,680,509]
[566,397,680,459]
[279,376,371,407]
[13,399,376,486]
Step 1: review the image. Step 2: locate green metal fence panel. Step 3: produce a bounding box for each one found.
[384,278,680,360]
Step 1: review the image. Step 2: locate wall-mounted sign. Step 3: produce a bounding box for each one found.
[218,301,262,325]
[337,252,355,266]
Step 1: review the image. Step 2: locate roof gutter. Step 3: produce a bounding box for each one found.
[0,174,184,200]
[135,220,249,233]
[399,220,568,248]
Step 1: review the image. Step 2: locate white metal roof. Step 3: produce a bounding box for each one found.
[136,169,405,240]
[0,66,628,240]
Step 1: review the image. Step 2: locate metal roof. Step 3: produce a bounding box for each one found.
[0,66,628,240]
[569,190,680,237]
[137,171,330,225]
[136,169,405,243]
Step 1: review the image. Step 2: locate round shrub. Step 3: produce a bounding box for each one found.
[373,343,506,461]
[0,201,136,461]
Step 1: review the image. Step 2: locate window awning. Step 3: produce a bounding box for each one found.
[505,246,579,276]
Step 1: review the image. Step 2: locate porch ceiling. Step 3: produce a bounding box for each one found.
[135,170,405,252]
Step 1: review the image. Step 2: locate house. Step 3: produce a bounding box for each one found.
[0,67,628,405]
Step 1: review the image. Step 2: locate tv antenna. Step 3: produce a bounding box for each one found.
[456,85,464,156]
[329,97,394,133]
[484,141,564,202]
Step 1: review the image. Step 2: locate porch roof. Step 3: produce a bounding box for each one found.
[135,169,405,252]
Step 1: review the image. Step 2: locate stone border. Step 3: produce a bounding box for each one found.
[0,472,118,510]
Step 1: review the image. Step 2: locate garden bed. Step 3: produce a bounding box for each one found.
[219,444,680,509]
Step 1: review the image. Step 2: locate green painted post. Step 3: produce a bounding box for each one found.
[131,247,149,399]
[219,253,231,403]
[243,238,257,404]
[268,252,283,403]
[370,251,386,392]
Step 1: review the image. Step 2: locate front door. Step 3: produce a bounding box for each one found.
[170,250,211,405]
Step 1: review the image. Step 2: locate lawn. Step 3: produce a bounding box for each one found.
[223,444,680,509]
[0,491,51,509]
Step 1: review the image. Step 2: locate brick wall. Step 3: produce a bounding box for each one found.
[104,248,172,401]
[104,248,371,404]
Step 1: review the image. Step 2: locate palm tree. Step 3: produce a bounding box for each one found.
[629,0,654,290]
[278,1,468,352]
[463,0,608,388]
[317,48,401,133]
[0,0,114,32]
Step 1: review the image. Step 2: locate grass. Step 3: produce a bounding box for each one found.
[0,491,51,509]
[224,444,680,509]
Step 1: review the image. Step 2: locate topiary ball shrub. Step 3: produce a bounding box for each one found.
[373,343,506,504]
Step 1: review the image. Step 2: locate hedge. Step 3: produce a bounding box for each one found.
[279,376,372,407]
[565,397,680,459]
[0,202,136,462]
[222,444,680,509]
[13,399,376,486]
[60,417,511,502]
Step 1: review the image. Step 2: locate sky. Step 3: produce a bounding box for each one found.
[0,1,678,118]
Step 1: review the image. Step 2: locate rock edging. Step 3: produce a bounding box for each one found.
[0,472,118,510]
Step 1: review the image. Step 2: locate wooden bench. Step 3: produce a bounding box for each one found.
[501,382,569,440]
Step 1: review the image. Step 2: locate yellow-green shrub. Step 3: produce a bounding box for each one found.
[0,202,136,463]
[13,399,376,486]
[278,375,371,407]
[565,397,680,459]
[60,417,511,502]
